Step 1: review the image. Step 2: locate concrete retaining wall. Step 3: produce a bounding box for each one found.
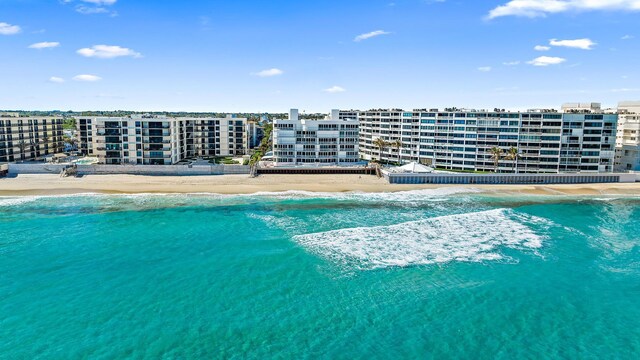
[7,163,250,176]
[7,163,68,175]
[258,167,376,175]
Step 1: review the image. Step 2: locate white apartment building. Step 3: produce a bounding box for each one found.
[614,101,640,171]
[561,102,602,113]
[358,106,617,173]
[78,115,248,165]
[0,113,65,163]
[247,121,265,148]
[272,109,360,166]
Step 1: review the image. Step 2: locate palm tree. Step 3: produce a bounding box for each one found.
[489,146,503,173]
[30,141,37,159]
[373,137,388,163]
[391,139,403,164]
[41,136,50,154]
[504,147,520,173]
[65,136,78,152]
[17,140,27,161]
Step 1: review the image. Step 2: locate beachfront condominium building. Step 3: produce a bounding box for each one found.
[358,106,617,173]
[77,115,248,165]
[0,113,65,163]
[247,120,265,148]
[272,109,360,166]
[614,101,640,172]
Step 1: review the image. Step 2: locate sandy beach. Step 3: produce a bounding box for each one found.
[1,173,640,196]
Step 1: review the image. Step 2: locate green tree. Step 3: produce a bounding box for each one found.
[504,147,520,173]
[41,136,50,154]
[249,123,273,166]
[63,118,77,130]
[17,140,27,161]
[373,137,388,163]
[391,139,403,164]
[489,146,504,173]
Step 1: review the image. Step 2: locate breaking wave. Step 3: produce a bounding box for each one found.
[293,209,551,270]
[0,188,482,212]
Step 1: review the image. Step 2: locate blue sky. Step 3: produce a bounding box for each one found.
[1,0,639,112]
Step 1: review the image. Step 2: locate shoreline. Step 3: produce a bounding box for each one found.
[2,174,640,197]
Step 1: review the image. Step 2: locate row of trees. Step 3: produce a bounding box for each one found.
[249,123,273,166]
[489,146,520,173]
[372,138,404,164]
[15,136,67,161]
[370,137,521,173]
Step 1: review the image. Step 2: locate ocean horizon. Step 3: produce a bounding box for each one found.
[1,189,639,358]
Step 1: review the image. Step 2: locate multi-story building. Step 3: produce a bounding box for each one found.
[174,116,248,160]
[78,115,248,165]
[0,113,65,163]
[272,109,360,166]
[247,120,265,148]
[358,106,617,173]
[561,102,602,113]
[614,101,640,172]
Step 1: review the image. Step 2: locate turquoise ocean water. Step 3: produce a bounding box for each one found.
[1,189,639,359]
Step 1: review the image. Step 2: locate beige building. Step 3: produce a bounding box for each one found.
[614,101,640,171]
[78,115,248,165]
[0,113,65,163]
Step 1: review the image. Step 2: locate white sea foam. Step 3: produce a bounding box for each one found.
[0,196,42,207]
[233,187,483,206]
[0,187,480,205]
[293,209,550,270]
[0,193,103,207]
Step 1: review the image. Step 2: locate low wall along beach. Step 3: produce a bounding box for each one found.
[7,163,251,177]
[383,170,638,185]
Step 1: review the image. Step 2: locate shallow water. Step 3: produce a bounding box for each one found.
[1,190,639,358]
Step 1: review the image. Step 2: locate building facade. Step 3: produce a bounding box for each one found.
[614,101,640,172]
[78,115,248,165]
[272,109,360,166]
[358,108,617,173]
[247,121,265,148]
[0,113,65,163]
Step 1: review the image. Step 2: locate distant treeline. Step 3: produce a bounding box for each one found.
[0,110,330,120]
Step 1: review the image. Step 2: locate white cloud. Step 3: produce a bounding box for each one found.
[28,42,60,49]
[324,86,346,93]
[0,22,21,35]
[549,38,596,50]
[527,56,567,66]
[63,0,118,16]
[77,45,142,58]
[477,66,492,72]
[534,45,550,51]
[81,0,117,4]
[49,77,65,83]
[73,74,102,82]
[488,0,640,19]
[76,6,110,14]
[503,61,520,66]
[253,68,284,77]
[354,30,391,42]
[610,88,640,93]
[621,34,634,40]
